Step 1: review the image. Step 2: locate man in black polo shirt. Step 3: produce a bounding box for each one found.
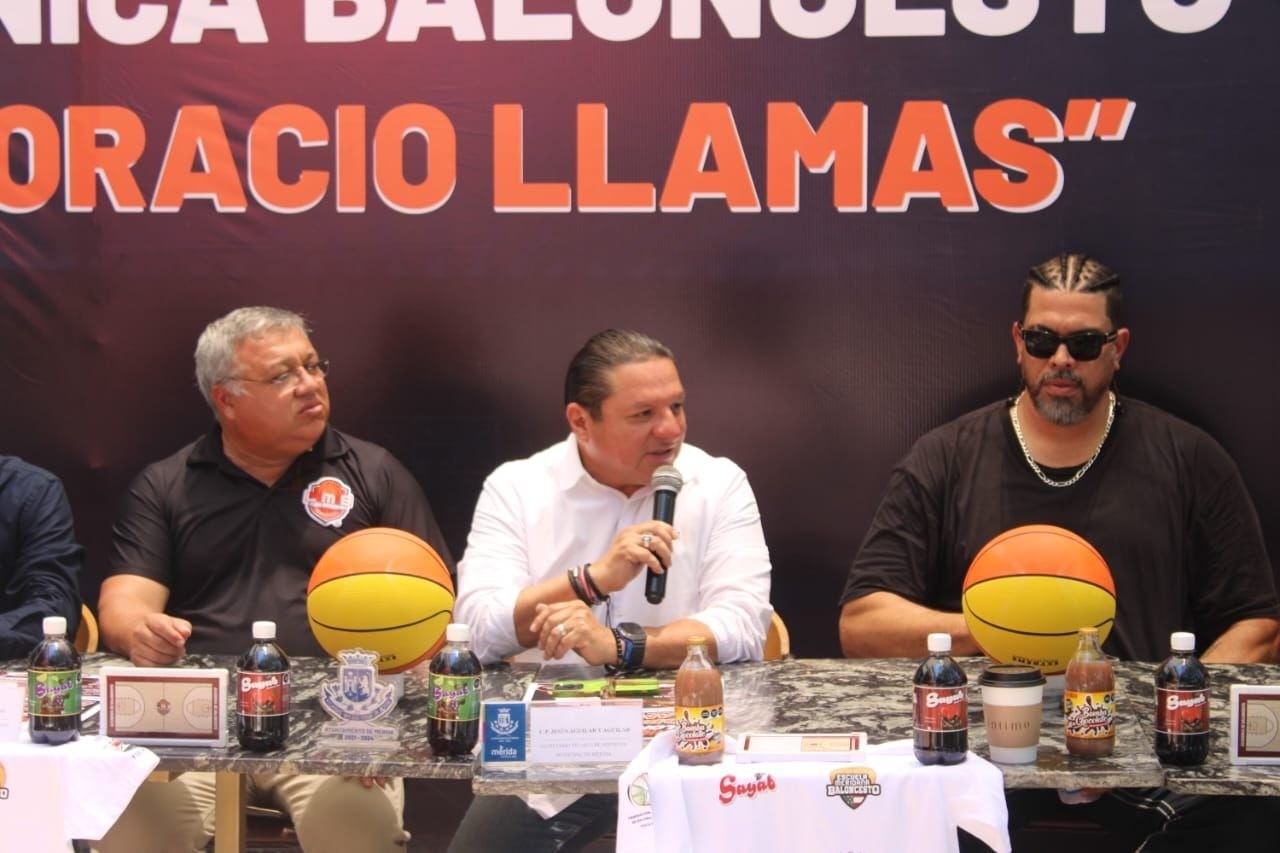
[97,306,451,853]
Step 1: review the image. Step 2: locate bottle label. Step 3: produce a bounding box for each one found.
[675,703,725,757]
[237,670,290,717]
[428,674,480,722]
[1156,688,1209,736]
[28,669,81,716]
[912,685,967,734]
[1064,690,1115,739]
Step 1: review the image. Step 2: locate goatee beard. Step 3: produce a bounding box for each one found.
[1028,371,1104,426]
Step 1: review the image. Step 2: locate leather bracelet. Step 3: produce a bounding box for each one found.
[581,564,608,602]
[566,566,591,604]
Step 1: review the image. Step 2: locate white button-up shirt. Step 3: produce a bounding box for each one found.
[455,436,772,665]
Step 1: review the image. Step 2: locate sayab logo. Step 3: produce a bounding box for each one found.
[303,476,355,527]
[826,766,882,811]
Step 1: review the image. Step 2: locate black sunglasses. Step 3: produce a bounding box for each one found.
[1019,326,1117,361]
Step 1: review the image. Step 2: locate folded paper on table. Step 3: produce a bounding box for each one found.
[617,733,1010,853]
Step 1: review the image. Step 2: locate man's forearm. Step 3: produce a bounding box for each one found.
[839,591,977,658]
[1202,617,1280,664]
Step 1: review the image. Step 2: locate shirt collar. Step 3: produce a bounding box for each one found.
[188,424,345,476]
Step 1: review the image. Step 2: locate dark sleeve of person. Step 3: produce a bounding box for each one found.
[840,434,948,609]
[374,452,456,575]
[0,473,84,658]
[108,466,175,586]
[1188,435,1280,643]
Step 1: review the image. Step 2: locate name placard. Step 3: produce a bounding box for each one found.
[529,700,643,764]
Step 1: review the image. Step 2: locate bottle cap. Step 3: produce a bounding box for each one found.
[43,616,67,635]
[252,621,277,640]
[1078,626,1099,637]
[446,623,470,643]
[926,632,951,653]
[687,635,707,646]
[1170,631,1196,652]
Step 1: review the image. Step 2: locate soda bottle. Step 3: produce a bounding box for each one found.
[27,615,81,745]
[675,635,724,765]
[428,623,482,756]
[1155,631,1209,766]
[912,632,968,765]
[237,620,290,752]
[1064,627,1115,757]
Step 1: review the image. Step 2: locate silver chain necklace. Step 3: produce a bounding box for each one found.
[1009,390,1115,488]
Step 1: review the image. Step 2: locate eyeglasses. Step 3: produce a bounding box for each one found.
[230,358,330,390]
[1019,327,1116,361]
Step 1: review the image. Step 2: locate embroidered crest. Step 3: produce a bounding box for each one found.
[303,476,355,527]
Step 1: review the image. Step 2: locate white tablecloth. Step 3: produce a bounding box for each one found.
[618,733,1010,853]
[0,735,158,852]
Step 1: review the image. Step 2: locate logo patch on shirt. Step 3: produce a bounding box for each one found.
[303,476,355,527]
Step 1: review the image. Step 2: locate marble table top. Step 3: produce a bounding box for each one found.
[19,653,1277,797]
[77,653,484,780]
[474,656,1171,795]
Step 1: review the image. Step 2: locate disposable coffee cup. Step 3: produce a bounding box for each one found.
[980,664,1046,764]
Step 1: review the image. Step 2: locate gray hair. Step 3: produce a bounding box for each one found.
[564,329,675,418]
[194,307,309,408]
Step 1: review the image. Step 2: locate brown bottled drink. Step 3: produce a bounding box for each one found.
[675,635,724,765]
[28,616,81,745]
[1064,627,1115,757]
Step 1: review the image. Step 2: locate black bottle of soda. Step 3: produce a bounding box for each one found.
[28,615,82,745]
[913,632,968,765]
[237,620,290,752]
[1155,631,1209,766]
[428,623,482,756]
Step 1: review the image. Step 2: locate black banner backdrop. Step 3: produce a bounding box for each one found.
[2,1,1275,658]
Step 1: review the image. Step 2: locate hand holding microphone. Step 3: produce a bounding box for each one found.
[644,465,683,604]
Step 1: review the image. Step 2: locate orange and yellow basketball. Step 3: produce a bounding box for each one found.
[307,527,454,674]
[962,525,1115,675]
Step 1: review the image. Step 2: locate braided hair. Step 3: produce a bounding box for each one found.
[1021,253,1123,326]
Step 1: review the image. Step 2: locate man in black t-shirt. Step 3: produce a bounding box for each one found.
[98,306,452,853]
[839,254,1278,662]
[839,254,1279,852]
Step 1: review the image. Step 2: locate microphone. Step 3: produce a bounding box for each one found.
[645,464,683,604]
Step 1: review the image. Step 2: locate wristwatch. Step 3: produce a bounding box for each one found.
[612,622,647,672]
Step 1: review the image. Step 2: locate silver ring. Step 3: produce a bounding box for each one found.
[556,623,567,637]
[640,533,654,549]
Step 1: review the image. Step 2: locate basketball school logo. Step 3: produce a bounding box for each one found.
[826,766,882,811]
[303,477,355,527]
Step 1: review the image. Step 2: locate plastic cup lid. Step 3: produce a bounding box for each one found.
[980,663,1045,686]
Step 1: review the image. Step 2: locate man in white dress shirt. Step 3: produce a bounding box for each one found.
[451,328,773,850]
